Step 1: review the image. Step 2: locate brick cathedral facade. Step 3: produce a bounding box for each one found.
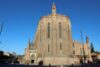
[24,3,92,65]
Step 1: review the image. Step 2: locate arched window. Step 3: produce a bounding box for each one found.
[48,44,50,52]
[73,42,74,48]
[59,23,61,38]
[48,23,50,38]
[60,43,62,50]
[73,50,75,55]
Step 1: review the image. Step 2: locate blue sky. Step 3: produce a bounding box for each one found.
[0,0,100,55]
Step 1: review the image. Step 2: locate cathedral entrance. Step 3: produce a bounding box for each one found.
[30,54,35,64]
[31,60,34,64]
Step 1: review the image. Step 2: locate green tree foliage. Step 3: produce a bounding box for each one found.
[91,43,95,53]
[0,51,3,55]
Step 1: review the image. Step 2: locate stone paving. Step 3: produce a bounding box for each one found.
[0,63,100,67]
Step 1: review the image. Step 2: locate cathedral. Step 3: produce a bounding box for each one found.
[24,3,92,65]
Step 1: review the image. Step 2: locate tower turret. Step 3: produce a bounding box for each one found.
[28,39,31,49]
[86,36,89,44]
[52,2,56,14]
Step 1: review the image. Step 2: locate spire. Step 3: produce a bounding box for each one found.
[28,39,31,48]
[52,2,56,14]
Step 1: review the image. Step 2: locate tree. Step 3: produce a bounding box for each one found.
[91,43,95,53]
[0,51,3,55]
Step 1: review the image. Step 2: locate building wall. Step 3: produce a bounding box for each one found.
[25,48,30,63]
[73,41,82,56]
[73,41,92,61]
[37,57,79,65]
[34,14,72,58]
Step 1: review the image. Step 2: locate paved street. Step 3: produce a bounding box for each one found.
[0,63,100,67]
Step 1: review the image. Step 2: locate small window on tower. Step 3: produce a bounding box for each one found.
[47,23,50,38]
[48,45,50,52]
[73,42,74,48]
[59,23,62,38]
[60,43,62,50]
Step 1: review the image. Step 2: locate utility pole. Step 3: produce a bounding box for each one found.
[80,31,86,63]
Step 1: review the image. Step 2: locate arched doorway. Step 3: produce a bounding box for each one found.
[38,60,43,65]
[31,60,34,64]
[30,54,35,64]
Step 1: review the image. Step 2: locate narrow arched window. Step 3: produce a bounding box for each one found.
[73,42,74,48]
[60,43,62,50]
[48,45,50,52]
[73,50,75,55]
[48,23,50,38]
[59,23,61,38]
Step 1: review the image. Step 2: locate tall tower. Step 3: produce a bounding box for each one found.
[32,3,73,65]
[34,2,73,57]
[85,36,92,61]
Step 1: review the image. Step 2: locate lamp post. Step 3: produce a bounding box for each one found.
[80,31,86,63]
